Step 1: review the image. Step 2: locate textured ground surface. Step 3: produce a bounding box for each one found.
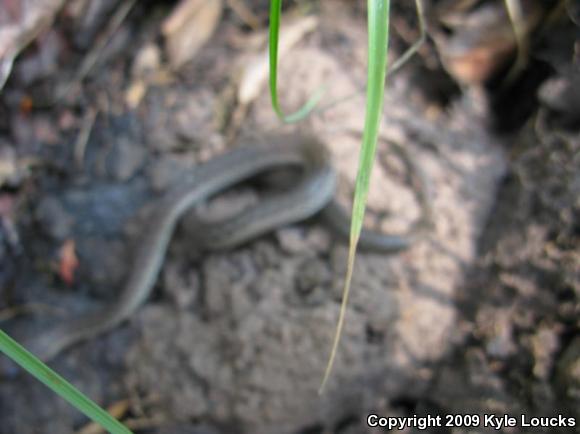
[0,1,577,433]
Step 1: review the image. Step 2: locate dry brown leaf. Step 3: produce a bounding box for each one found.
[58,238,78,286]
[131,43,161,78]
[162,0,203,35]
[125,79,146,108]
[0,0,66,89]
[238,15,318,105]
[125,44,167,108]
[162,0,223,70]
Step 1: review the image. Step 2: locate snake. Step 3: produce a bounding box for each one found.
[3,134,431,367]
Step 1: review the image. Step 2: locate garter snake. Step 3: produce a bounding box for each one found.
[2,134,431,367]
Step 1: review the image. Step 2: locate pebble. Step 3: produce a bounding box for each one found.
[35,196,74,240]
[295,257,331,294]
[147,156,187,192]
[556,337,580,404]
[106,138,146,182]
[75,237,126,298]
[276,227,310,254]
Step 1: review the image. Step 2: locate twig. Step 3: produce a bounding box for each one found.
[74,108,98,170]
[57,0,137,100]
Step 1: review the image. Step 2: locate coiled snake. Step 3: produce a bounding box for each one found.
[3,134,431,366]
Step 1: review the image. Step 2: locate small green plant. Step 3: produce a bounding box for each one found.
[0,330,132,433]
[319,0,391,393]
[269,0,415,393]
[269,0,325,122]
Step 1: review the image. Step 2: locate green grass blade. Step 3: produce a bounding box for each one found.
[319,0,391,394]
[313,0,425,116]
[269,0,323,123]
[0,329,132,434]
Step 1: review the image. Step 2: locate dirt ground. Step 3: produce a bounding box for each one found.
[0,1,578,433]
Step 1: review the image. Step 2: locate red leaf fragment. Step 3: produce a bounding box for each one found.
[58,239,78,285]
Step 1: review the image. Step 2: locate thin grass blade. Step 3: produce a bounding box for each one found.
[319,0,391,394]
[269,0,323,123]
[0,330,132,434]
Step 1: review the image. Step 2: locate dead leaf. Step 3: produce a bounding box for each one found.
[162,0,203,35]
[238,15,318,105]
[125,44,164,108]
[0,0,66,89]
[131,43,161,78]
[125,79,146,108]
[162,0,223,70]
[19,95,33,113]
[58,239,78,286]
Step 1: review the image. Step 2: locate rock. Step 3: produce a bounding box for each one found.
[35,196,74,240]
[531,325,560,380]
[147,156,187,192]
[295,257,331,294]
[556,337,580,408]
[276,227,310,254]
[538,68,580,130]
[173,91,218,144]
[132,43,161,79]
[0,143,22,187]
[75,237,127,298]
[106,138,146,182]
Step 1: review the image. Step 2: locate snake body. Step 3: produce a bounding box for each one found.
[9,134,429,364]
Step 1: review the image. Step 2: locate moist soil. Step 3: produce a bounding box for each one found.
[0,1,578,433]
